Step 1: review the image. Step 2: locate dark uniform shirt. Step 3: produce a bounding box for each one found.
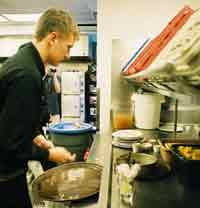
[0,42,49,176]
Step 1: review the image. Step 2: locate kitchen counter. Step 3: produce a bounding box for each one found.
[30,131,112,208]
[82,122,200,208]
[111,147,200,208]
[90,128,200,208]
[28,131,109,208]
[32,128,200,208]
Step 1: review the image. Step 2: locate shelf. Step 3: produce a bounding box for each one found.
[88,92,97,95]
[127,79,200,104]
[123,57,200,103]
[88,80,96,84]
[89,103,97,106]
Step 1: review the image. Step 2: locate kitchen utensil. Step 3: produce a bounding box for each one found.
[115,153,170,180]
[32,162,102,203]
[115,153,157,172]
[112,129,143,141]
[112,141,133,149]
[112,129,143,149]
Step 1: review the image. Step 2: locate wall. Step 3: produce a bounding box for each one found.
[0,33,89,57]
[97,0,200,133]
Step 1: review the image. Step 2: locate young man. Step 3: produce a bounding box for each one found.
[0,8,79,208]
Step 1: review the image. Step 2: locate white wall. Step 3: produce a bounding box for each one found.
[0,34,88,57]
[97,0,200,133]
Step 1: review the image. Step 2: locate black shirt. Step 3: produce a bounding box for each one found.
[0,42,49,175]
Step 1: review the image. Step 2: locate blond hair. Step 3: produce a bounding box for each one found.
[35,8,79,41]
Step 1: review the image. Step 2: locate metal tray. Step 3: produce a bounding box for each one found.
[32,162,102,202]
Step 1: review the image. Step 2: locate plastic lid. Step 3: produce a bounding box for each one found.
[48,122,93,135]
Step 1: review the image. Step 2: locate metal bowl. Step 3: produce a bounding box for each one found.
[115,153,158,180]
[131,153,157,166]
[32,162,102,203]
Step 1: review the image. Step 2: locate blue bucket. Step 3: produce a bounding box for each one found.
[48,122,94,161]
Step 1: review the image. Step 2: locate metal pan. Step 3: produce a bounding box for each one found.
[32,162,102,203]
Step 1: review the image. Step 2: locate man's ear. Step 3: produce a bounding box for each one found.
[48,32,58,46]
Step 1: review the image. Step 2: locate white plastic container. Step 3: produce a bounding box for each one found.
[132,93,165,129]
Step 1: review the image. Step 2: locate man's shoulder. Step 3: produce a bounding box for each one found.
[0,61,41,89]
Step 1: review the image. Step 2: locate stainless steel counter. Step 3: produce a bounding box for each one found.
[34,128,194,208]
[111,147,200,208]
[86,132,113,208]
[110,129,200,208]
[87,129,171,208]
[32,128,200,208]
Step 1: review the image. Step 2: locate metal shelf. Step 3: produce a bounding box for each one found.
[126,79,200,104]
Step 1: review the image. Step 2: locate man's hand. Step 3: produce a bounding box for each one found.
[33,134,54,149]
[48,147,76,163]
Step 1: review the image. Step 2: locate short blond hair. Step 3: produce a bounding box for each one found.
[35,8,79,41]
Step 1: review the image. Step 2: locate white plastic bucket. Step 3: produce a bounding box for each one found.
[132,93,165,129]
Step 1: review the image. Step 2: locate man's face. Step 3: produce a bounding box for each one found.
[47,32,75,66]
